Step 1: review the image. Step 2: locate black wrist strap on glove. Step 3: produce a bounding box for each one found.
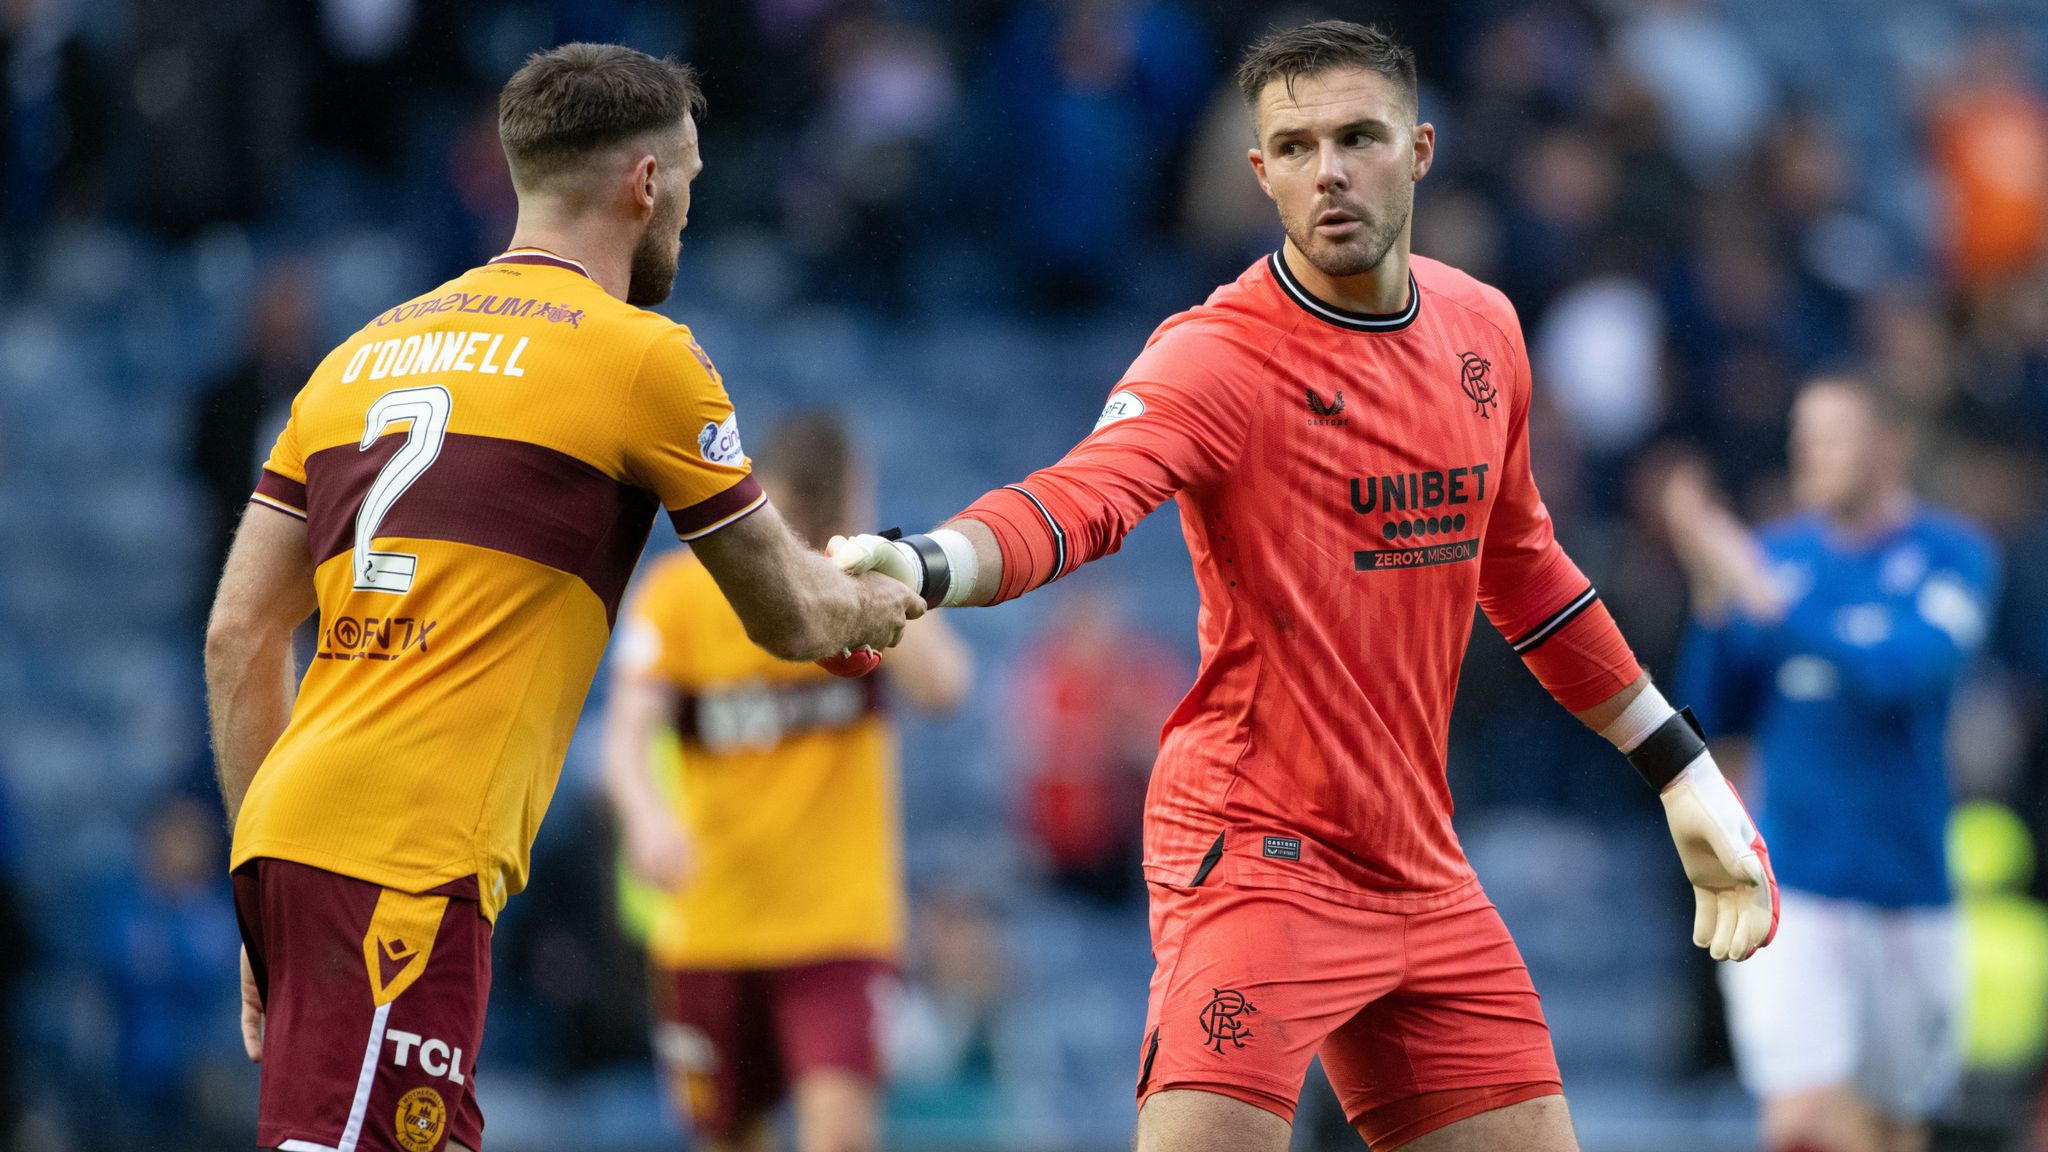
[1628,706,1708,791]
[879,528,951,610]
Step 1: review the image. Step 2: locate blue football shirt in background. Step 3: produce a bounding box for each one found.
[1678,507,1999,908]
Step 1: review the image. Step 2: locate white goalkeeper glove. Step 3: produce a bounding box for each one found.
[1661,757,1779,961]
[828,529,978,609]
[829,533,922,587]
[1606,685,1780,962]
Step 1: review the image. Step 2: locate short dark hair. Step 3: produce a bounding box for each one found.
[755,411,853,543]
[1803,373,1919,435]
[1235,20,1417,117]
[498,43,706,190]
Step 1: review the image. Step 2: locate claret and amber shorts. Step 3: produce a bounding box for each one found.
[233,858,491,1152]
[650,958,895,1140]
[1136,880,1562,1149]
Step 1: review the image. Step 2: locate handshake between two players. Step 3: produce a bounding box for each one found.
[828,528,1779,966]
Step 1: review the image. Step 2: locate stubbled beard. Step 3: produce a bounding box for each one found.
[627,229,677,306]
[1285,194,1408,280]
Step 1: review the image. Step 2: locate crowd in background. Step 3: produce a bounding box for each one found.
[4,0,2048,1148]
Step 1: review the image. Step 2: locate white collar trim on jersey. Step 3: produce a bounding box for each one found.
[1269,250,1420,333]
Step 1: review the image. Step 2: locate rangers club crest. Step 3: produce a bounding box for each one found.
[1198,988,1257,1053]
[1458,351,1498,419]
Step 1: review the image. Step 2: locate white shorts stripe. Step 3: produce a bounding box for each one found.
[278,1000,392,1152]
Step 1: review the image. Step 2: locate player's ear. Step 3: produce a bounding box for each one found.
[628,153,659,218]
[1247,148,1274,200]
[1411,122,1435,183]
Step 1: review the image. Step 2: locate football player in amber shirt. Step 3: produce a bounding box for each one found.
[202,46,920,1152]
[831,22,1778,1152]
[604,413,969,1152]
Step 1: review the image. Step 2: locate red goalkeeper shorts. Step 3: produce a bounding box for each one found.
[1136,880,1561,1147]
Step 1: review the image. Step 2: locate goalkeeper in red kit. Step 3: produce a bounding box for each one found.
[834,20,1778,1152]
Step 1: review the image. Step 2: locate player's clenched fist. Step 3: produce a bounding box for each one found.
[849,568,923,652]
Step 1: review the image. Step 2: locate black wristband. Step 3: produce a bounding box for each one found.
[902,534,951,610]
[1627,706,1708,792]
[878,528,949,609]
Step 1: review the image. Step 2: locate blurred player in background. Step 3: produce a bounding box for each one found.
[604,412,970,1152]
[832,20,1777,1152]
[1666,376,2000,1152]
[202,45,921,1152]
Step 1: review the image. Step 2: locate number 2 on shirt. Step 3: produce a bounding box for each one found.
[353,385,450,594]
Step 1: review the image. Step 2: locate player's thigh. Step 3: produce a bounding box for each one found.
[1319,890,1560,1146]
[1759,1086,1883,1152]
[1135,1087,1291,1152]
[791,1068,878,1152]
[237,858,489,1152]
[1720,889,1859,1102]
[1136,882,1404,1129]
[654,966,786,1142]
[1396,1093,1576,1152]
[1873,1114,1930,1152]
[772,958,891,1152]
[1852,905,1961,1122]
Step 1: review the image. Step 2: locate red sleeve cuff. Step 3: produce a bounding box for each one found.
[1516,594,1642,713]
[956,486,1064,604]
[250,469,307,519]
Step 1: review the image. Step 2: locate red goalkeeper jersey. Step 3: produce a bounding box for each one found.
[968,251,1639,911]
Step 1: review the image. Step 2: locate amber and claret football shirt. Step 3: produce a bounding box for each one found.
[623,551,901,968]
[231,249,766,920]
[970,251,1640,913]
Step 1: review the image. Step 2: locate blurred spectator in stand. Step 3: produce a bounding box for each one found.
[1179,73,1279,280]
[0,776,26,1152]
[1859,285,1958,423]
[1751,110,1875,366]
[982,0,1210,310]
[886,889,1005,1131]
[99,795,243,1149]
[1938,801,2048,1152]
[785,13,961,308]
[1957,262,2048,445]
[305,0,418,174]
[1446,6,1600,199]
[1011,590,1184,907]
[1612,0,1774,185]
[129,0,303,237]
[1586,64,1693,270]
[441,100,521,273]
[1664,206,1801,484]
[1927,27,2048,302]
[1499,124,1619,314]
[495,797,653,1080]
[187,258,320,609]
[1412,181,1503,285]
[1532,271,1664,510]
[0,0,112,245]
